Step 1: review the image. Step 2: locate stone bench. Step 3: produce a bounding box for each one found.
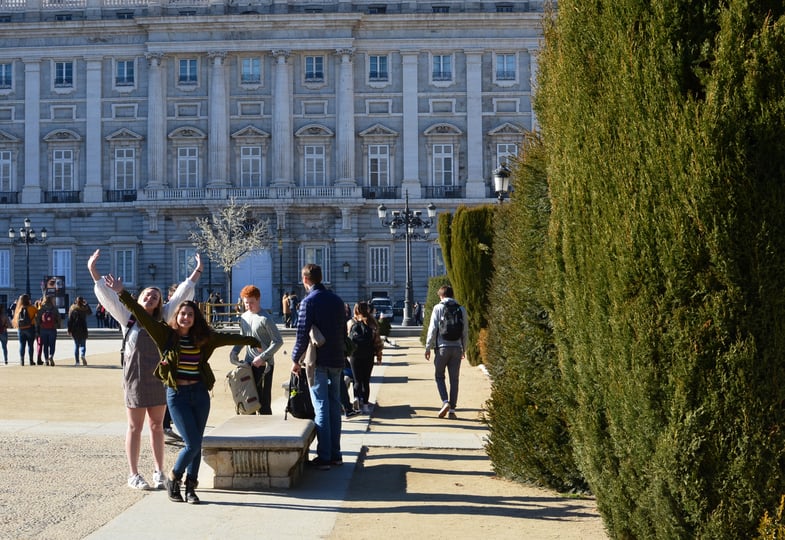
[201,415,316,490]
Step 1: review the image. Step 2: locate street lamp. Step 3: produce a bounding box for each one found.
[8,218,48,297]
[377,191,437,326]
[493,163,511,204]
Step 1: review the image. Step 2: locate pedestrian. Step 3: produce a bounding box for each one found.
[88,248,203,492]
[282,292,291,328]
[0,304,10,365]
[231,285,283,415]
[347,301,383,414]
[11,294,37,366]
[96,304,105,328]
[377,312,395,347]
[413,302,423,325]
[162,284,182,443]
[104,273,260,504]
[290,264,347,470]
[35,295,61,366]
[67,296,92,366]
[424,285,469,420]
[288,292,299,327]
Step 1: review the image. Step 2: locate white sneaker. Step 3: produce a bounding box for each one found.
[127,473,150,490]
[438,402,450,418]
[152,470,165,490]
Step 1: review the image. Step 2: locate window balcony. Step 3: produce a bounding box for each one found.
[363,186,400,199]
[43,190,81,203]
[106,189,137,202]
[0,191,18,204]
[423,185,464,199]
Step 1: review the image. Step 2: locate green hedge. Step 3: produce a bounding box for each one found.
[537,1,785,538]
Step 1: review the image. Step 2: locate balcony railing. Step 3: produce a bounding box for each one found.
[106,189,137,202]
[362,186,400,199]
[140,185,363,201]
[423,185,464,199]
[43,190,81,203]
[0,191,19,204]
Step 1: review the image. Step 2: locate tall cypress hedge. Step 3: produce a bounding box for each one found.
[537,1,785,537]
[484,135,587,492]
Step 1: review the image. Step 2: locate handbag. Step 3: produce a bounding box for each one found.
[226,363,261,415]
[285,371,315,420]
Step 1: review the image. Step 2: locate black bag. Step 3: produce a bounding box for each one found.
[349,320,374,356]
[438,302,464,341]
[285,372,315,420]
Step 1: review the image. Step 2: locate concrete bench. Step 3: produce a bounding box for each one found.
[201,415,316,490]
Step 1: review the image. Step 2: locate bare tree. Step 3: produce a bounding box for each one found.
[189,198,273,302]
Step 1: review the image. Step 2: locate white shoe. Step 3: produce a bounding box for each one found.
[127,473,150,490]
[152,470,165,489]
[438,402,450,418]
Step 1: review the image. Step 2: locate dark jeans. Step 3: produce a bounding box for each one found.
[348,353,374,405]
[72,336,86,362]
[17,328,35,364]
[433,346,462,410]
[167,381,211,480]
[251,363,274,415]
[39,328,57,361]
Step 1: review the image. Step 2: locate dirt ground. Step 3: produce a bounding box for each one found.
[0,333,608,539]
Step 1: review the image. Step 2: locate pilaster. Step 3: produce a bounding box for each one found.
[271,50,294,187]
[464,50,486,198]
[83,57,104,203]
[22,59,41,204]
[401,51,421,199]
[335,48,356,186]
[208,51,229,187]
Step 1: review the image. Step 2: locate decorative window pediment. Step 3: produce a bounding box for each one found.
[168,126,207,140]
[105,128,143,142]
[0,128,19,143]
[43,129,82,142]
[359,123,398,139]
[424,123,462,137]
[295,124,334,138]
[488,122,524,136]
[231,125,270,140]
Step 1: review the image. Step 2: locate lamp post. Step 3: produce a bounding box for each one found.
[493,163,511,204]
[377,191,437,326]
[8,218,48,297]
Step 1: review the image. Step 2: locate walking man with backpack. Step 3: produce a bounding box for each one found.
[425,285,469,419]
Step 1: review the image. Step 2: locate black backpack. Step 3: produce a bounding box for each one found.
[350,320,374,355]
[438,302,463,341]
[17,306,31,327]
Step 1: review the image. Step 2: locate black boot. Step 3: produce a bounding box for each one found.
[184,477,200,504]
[165,470,183,503]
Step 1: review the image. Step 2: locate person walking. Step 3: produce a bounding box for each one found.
[67,296,92,366]
[105,274,260,504]
[231,285,284,415]
[35,296,61,366]
[0,304,10,365]
[89,249,202,492]
[11,294,37,366]
[347,302,383,415]
[290,264,347,470]
[282,292,291,328]
[424,285,469,420]
[288,292,299,327]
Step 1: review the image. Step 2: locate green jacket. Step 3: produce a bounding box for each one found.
[118,290,259,391]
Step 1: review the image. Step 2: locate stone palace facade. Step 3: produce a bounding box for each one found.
[0,0,543,312]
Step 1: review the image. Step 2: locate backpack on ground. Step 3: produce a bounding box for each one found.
[438,302,464,341]
[40,309,57,330]
[349,320,374,355]
[226,363,261,415]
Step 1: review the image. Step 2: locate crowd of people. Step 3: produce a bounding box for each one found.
[1,255,470,503]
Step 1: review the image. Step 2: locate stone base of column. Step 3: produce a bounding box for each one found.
[401,181,421,199]
[21,186,41,204]
[465,179,487,199]
[82,185,104,203]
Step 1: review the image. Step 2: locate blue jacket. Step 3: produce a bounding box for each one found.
[291,283,346,369]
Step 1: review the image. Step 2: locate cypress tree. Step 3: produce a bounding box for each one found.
[485,134,587,492]
[538,1,785,537]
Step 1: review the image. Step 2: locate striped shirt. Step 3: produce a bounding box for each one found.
[176,334,202,382]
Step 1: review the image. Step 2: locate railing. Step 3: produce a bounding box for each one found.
[362,186,400,199]
[43,190,81,203]
[423,185,464,199]
[141,184,363,201]
[106,189,137,202]
[0,191,19,204]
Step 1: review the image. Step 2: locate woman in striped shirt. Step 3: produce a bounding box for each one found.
[105,275,260,504]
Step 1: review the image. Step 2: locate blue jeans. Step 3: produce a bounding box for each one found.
[434,347,462,409]
[166,382,211,480]
[0,332,7,364]
[39,328,57,360]
[17,328,35,365]
[309,366,343,462]
[72,336,86,362]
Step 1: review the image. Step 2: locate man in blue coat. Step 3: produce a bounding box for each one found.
[291,263,347,470]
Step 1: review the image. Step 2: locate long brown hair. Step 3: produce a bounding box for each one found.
[168,300,211,346]
[354,301,379,331]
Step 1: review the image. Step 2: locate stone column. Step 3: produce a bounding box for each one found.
[208,51,229,186]
[22,59,41,204]
[83,57,104,202]
[464,50,485,198]
[335,48,355,186]
[146,53,166,187]
[271,50,293,187]
[401,51,420,198]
